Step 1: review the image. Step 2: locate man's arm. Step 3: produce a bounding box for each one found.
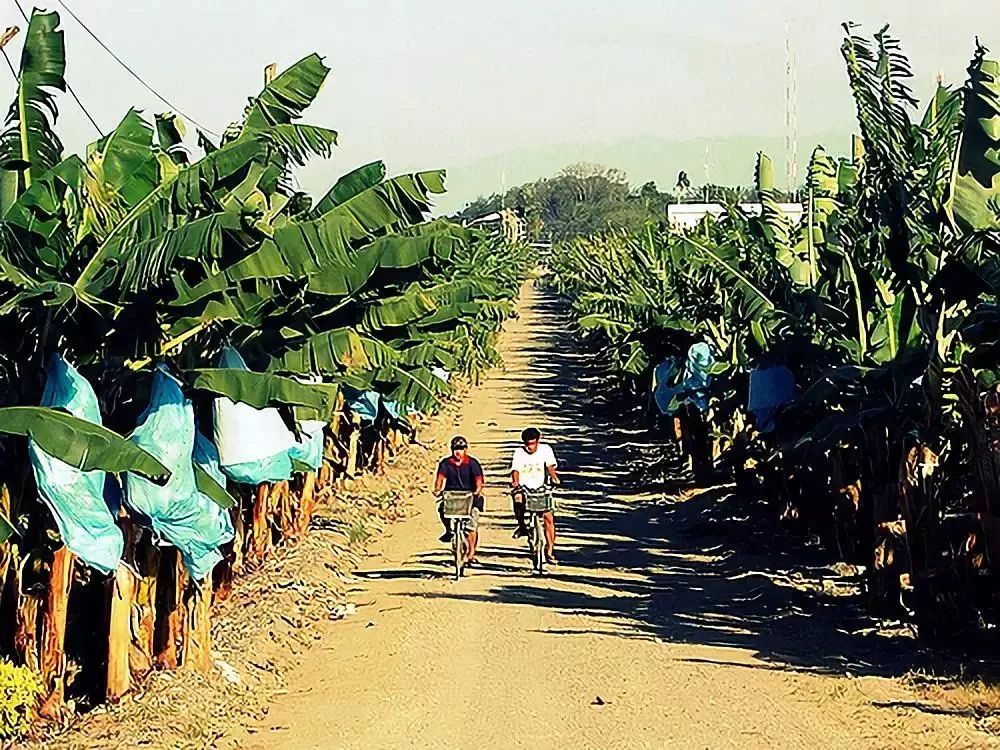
[545,446,560,485]
[433,460,446,495]
[546,464,560,485]
[473,459,485,496]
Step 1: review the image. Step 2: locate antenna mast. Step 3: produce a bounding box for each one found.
[784,21,799,199]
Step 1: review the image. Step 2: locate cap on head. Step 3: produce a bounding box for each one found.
[450,435,469,451]
[521,427,541,444]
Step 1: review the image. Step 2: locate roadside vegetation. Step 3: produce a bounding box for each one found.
[0,9,527,739]
[546,24,1000,642]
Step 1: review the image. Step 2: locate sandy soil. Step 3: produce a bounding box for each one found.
[217,283,997,750]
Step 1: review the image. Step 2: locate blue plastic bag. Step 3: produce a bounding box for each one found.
[748,366,795,433]
[192,430,236,552]
[125,369,233,580]
[287,421,325,471]
[652,343,715,415]
[28,355,123,574]
[344,387,380,422]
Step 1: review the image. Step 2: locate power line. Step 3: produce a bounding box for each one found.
[65,77,104,135]
[53,0,221,137]
[10,0,103,135]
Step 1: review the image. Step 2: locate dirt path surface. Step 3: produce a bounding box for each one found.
[228,283,995,750]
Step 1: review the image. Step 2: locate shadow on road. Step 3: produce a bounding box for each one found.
[371,286,986,683]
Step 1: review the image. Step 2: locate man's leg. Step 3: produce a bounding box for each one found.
[438,502,452,542]
[512,496,528,537]
[466,499,483,562]
[543,511,556,561]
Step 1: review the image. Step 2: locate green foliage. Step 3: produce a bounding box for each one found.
[0,8,528,426]
[547,23,1000,632]
[456,163,673,241]
[189,370,333,411]
[0,407,169,481]
[948,46,1000,231]
[0,660,42,741]
[0,11,66,196]
[193,464,237,510]
[0,7,529,616]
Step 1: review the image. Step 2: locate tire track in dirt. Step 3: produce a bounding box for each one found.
[229,281,996,750]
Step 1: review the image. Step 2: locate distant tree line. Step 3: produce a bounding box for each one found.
[454,163,798,242]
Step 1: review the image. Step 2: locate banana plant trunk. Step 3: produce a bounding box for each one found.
[106,562,134,702]
[130,538,159,680]
[275,480,294,540]
[293,471,318,537]
[248,483,271,565]
[216,502,242,601]
[39,545,74,720]
[346,415,362,478]
[14,558,40,674]
[318,460,332,490]
[181,579,211,674]
[374,425,389,474]
[154,550,185,670]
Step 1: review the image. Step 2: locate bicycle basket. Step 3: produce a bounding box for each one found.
[524,487,554,513]
[441,491,474,518]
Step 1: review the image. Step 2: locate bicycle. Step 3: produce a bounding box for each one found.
[518,485,554,575]
[439,490,475,580]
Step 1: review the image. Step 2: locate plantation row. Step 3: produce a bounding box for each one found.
[548,25,1000,637]
[0,10,527,736]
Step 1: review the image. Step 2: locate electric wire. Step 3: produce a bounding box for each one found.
[53,0,221,137]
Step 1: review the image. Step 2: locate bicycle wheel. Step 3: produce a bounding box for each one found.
[453,520,464,580]
[533,513,545,575]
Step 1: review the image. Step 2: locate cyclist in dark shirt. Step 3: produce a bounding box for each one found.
[433,435,485,561]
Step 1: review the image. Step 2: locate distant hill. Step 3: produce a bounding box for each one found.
[435,132,849,214]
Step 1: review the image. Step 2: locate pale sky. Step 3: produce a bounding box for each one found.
[2,1,999,210]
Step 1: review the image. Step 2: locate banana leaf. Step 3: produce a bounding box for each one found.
[171,173,449,305]
[948,48,1000,231]
[0,10,65,194]
[193,464,236,510]
[0,406,169,481]
[309,160,386,218]
[189,369,332,410]
[242,54,330,132]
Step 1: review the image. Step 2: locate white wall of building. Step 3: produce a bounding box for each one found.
[667,203,804,230]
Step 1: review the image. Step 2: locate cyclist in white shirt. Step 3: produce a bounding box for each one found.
[510,427,561,563]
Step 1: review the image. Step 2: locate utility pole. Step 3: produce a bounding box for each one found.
[500,153,507,209]
[703,145,710,203]
[784,21,798,200]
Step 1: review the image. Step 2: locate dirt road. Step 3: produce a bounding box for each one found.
[230,283,994,750]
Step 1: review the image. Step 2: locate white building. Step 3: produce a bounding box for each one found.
[667,202,804,230]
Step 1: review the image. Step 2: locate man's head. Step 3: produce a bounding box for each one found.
[521,427,541,454]
[450,435,469,460]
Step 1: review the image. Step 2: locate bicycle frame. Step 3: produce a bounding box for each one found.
[527,510,547,574]
[441,491,474,581]
[518,485,554,575]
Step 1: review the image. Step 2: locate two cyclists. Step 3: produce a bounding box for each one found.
[432,427,561,568]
